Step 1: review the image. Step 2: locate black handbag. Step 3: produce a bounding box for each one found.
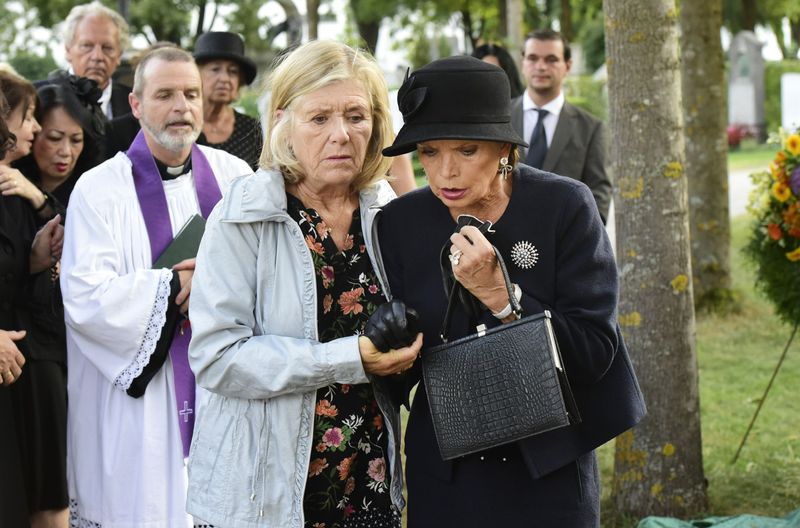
[421,242,581,460]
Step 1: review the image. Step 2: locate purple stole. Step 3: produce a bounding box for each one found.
[128,130,221,457]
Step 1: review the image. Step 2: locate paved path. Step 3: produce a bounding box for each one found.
[729,167,761,218]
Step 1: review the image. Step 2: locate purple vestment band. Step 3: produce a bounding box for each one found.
[128,130,221,457]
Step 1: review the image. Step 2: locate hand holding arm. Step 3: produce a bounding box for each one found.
[30,215,63,273]
[359,333,422,376]
[0,330,26,385]
[173,258,196,315]
[0,166,48,211]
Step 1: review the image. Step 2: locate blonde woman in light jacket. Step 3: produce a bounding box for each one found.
[186,41,421,528]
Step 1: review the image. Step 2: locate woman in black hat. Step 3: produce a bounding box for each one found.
[378,56,645,527]
[194,31,263,169]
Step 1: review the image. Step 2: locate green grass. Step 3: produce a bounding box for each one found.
[599,215,800,527]
[727,140,775,172]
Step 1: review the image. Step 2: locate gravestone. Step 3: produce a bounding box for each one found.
[728,31,766,141]
[782,73,800,131]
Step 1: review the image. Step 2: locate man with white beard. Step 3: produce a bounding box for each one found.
[61,47,251,527]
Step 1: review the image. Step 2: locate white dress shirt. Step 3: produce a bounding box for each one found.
[522,90,565,148]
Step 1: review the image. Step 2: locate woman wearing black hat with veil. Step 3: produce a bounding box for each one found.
[194,31,263,169]
[377,56,645,526]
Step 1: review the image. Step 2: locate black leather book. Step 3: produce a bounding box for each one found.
[152,214,206,269]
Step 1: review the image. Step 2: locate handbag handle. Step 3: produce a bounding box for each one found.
[439,246,522,342]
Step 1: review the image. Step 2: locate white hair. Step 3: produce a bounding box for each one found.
[62,1,130,51]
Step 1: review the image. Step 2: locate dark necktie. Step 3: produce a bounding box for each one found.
[525,108,549,169]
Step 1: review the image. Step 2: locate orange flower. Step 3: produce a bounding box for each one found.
[308,458,329,477]
[785,247,800,261]
[338,287,364,315]
[770,162,786,181]
[337,453,357,480]
[315,399,338,417]
[786,134,800,157]
[783,203,800,237]
[772,181,792,202]
[305,235,324,255]
[775,150,787,164]
[767,223,783,241]
[323,294,333,314]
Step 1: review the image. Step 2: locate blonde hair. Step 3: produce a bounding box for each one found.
[63,1,130,52]
[260,40,393,191]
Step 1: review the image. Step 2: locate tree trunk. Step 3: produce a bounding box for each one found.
[560,0,572,41]
[273,0,303,47]
[355,19,380,54]
[741,0,756,31]
[681,0,733,311]
[506,0,524,72]
[497,0,508,39]
[604,0,708,519]
[769,19,788,59]
[307,0,319,40]
[195,0,207,38]
[461,9,478,50]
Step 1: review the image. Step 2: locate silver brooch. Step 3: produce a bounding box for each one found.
[510,241,539,269]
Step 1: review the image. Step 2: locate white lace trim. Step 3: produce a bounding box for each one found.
[113,269,173,390]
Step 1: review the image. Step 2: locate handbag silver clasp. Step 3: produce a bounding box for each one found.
[476,324,487,337]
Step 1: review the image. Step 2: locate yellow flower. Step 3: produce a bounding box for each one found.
[786,247,800,262]
[775,150,787,164]
[787,134,800,157]
[772,181,792,202]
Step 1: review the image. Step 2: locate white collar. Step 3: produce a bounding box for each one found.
[522,90,565,117]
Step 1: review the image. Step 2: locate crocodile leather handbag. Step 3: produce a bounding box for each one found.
[421,246,580,460]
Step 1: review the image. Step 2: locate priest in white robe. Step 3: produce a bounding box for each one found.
[61,47,252,528]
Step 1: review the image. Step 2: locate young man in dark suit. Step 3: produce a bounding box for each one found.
[511,29,612,223]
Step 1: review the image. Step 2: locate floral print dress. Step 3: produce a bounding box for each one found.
[287,194,400,528]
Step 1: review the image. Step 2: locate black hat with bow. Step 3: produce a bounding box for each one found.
[193,31,257,85]
[382,55,527,157]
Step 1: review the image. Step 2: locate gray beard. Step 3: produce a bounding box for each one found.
[140,115,201,153]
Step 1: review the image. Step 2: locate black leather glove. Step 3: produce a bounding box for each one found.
[364,299,419,353]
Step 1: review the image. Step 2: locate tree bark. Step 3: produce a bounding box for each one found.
[506,0,524,72]
[560,0,572,40]
[355,19,380,54]
[741,0,756,31]
[195,0,207,37]
[681,0,733,310]
[307,0,319,40]
[497,0,508,39]
[604,0,707,519]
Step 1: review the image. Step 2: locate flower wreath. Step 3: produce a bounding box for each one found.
[745,129,800,325]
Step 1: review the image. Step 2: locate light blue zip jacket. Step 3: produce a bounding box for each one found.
[186,169,402,527]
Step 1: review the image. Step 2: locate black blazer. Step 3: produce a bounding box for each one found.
[109,81,132,119]
[377,165,645,481]
[36,73,131,120]
[511,96,612,223]
[105,112,139,158]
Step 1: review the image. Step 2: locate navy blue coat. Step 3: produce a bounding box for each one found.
[377,165,645,520]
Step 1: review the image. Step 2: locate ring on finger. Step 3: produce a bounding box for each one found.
[449,249,463,266]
